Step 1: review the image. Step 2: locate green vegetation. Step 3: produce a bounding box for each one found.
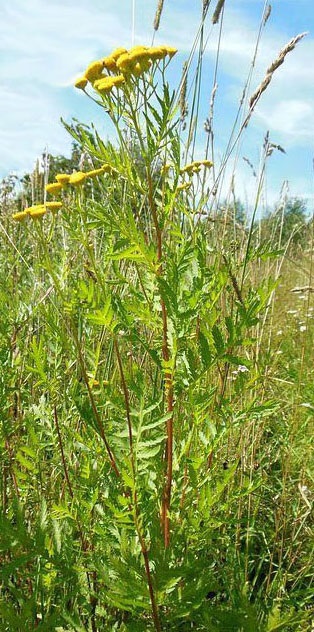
[0,6,313,632]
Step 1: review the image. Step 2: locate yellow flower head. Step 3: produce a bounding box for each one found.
[148,46,168,61]
[12,211,28,222]
[162,45,178,58]
[75,76,88,90]
[69,171,86,185]
[133,59,152,76]
[116,53,133,73]
[128,46,151,62]
[112,74,126,87]
[180,163,195,174]
[85,60,105,82]
[102,56,118,72]
[45,201,63,211]
[29,205,46,219]
[110,47,128,61]
[202,160,213,168]
[85,167,105,178]
[94,74,125,93]
[46,182,64,195]
[177,182,191,192]
[94,77,114,93]
[55,173,70,184]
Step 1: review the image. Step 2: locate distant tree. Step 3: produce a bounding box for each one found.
[259,197,308,249]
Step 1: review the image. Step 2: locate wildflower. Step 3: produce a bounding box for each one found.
[116,53,133,73]
[75,76,88,90]
[29,206,46,219]
[202,159,213,168]
[110,47,128,60]
[85,167,105,179]
[112,75,126,87]
[46,182,64,195]
[45,201,62,211]
[94,75,125,93]
[69,171,86,185]
[128,47,151,62]
[299,325,307,332]
[94,76,115,94]
[148,46,167,61]
[177,182,191,191]
[162,45,178,58]
[12,211,28,222]
[180,163,196,174]
[133,59,152,76]
[85,60,105,82]
[102,56,118,72]
[55,173,70,184]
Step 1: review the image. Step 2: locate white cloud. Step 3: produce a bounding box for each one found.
[256,99,314,140]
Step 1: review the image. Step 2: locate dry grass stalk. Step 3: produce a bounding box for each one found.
[212,0,226,24]
[153,0,165,31]
[203,0,210,18]
[180,61,188,125]
[263,3,272,25]
[249,32,307,111]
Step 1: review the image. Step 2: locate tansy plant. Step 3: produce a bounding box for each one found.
[5,33,312,632]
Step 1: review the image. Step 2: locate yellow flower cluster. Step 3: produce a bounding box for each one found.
[180,160,213,175]
[45,164,118,197]
[12,202,63,222]
[12,164,118,223]
[74,44,178,94]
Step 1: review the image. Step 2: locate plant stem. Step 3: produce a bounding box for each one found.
[146,167,174,548]
[114,338,162,631]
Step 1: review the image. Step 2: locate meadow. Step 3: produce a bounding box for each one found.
[0,2,313,630]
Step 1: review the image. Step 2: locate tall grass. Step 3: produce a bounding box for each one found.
[0,3,313,631]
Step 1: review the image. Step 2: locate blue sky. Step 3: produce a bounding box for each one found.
[0,0,313,208]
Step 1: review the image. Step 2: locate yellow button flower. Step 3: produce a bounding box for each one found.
[177,182,191,191]
[133,59,152,76]
[69,171,86,185]
[85,167,105,178]
[45,201,63,211]
[102,56,118,72]
[94,75,125,93]
[148,46,168,61]
[46,182,64,195]
[180,163,196,174]
[29,206,46,219]
[128,47,151,62]
[162,45,178,58]
[75,76,88,90]
[110,47,128,60]
[12,211,28,222]
[93,77,114,93]
[116,53,133,73]
[85,60,105,82]
[55,173,70,184]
